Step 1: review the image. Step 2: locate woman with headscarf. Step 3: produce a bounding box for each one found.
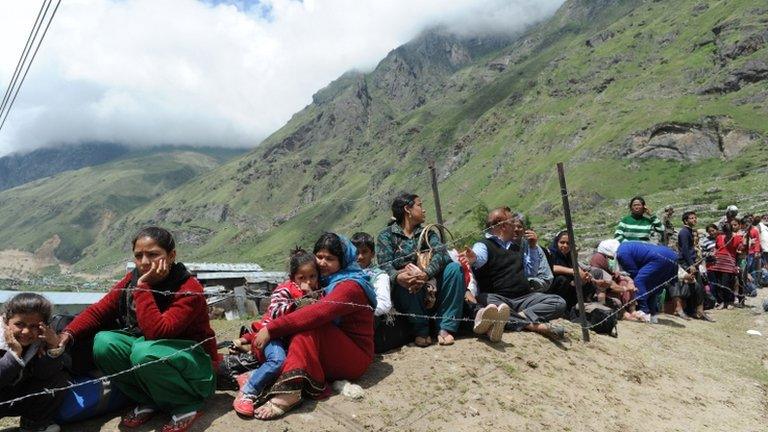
[547,231,597,311]
[251,233,377,420]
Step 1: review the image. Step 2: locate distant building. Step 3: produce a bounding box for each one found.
[0,290,106,315]
[126,262,286,318]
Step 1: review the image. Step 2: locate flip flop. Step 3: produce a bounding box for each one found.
[121,406,157,428]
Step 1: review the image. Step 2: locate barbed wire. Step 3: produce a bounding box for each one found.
[0,319,245,408]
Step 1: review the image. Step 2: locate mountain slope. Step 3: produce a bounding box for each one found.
[0,149,241,262]
[46,0,768,270]
[0,143,131,192]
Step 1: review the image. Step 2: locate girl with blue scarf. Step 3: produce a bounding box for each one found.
[251,233,377,420]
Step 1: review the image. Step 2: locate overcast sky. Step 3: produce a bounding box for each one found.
[0,0,564,156]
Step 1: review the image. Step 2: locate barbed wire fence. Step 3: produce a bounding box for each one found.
[0,162,766,412]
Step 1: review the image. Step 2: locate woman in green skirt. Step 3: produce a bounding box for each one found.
[59,227,219,432]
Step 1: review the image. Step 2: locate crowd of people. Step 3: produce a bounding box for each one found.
[1,193,766,431]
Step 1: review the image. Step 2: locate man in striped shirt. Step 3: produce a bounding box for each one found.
[614,196,664,243]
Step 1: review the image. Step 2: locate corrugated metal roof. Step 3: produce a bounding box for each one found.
[0,291,106,305]
[126,262,263,272]
[244,272,287,284]
[195,271,285,282]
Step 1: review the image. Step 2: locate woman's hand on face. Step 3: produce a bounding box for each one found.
[137,258,170,286]
[38,322,59,349]
[254,327,270,351]
[4,324,22,357]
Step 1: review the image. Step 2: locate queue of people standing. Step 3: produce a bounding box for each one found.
[2,193,764,431]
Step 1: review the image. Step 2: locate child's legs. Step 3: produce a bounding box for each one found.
[92,330,153,407]
[242,340,286,395]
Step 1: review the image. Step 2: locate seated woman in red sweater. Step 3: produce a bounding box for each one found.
[58,227,219,432]
[251,232,377,420]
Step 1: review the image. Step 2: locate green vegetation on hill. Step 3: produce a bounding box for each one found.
[0,150,233,262]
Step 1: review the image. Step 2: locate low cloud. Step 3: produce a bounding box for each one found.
[0,0,564,156]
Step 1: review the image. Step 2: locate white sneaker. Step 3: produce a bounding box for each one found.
[650,315,659,324]
[487,304,510,343]
[473,305,499,335]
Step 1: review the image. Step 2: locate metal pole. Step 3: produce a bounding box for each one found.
[557,162,590,342]
[428,161,444,226]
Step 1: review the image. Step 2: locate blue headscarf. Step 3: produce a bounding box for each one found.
[320,235,378,310]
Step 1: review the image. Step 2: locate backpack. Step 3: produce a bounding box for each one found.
[55,375,130,424]
[570,302,618,337]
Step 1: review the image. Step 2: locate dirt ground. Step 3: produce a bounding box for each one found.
[2,291,768,432]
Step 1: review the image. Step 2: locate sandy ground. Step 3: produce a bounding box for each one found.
[2,291,768,432]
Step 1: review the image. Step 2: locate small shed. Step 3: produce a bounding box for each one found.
[126,262,286,319]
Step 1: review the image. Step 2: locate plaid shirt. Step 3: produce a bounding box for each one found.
[376,223,451,282]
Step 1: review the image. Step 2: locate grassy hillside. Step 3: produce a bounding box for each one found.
[0,150,236,263]
[2,0,762,273]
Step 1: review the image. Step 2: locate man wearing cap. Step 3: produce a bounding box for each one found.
[718,205,739,231]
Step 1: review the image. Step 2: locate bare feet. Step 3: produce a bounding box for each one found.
[437,330,455,345]
[414,335,432,347]
[525,323,565,340]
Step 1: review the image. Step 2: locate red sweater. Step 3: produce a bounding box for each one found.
[267,280,374,357]
[65,273,220,365]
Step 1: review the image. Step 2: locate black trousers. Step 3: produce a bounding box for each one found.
[548,275,597,312]
[709,271,736,304]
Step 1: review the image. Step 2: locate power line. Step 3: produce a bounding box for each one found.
[0,0,49,116]
[0,0,62,132]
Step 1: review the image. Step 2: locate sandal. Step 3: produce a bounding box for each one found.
[254,398,301,420]
[160,411,203,432]
[414,336,432,347]
[121,406,157,428]
[437,330,455,346]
